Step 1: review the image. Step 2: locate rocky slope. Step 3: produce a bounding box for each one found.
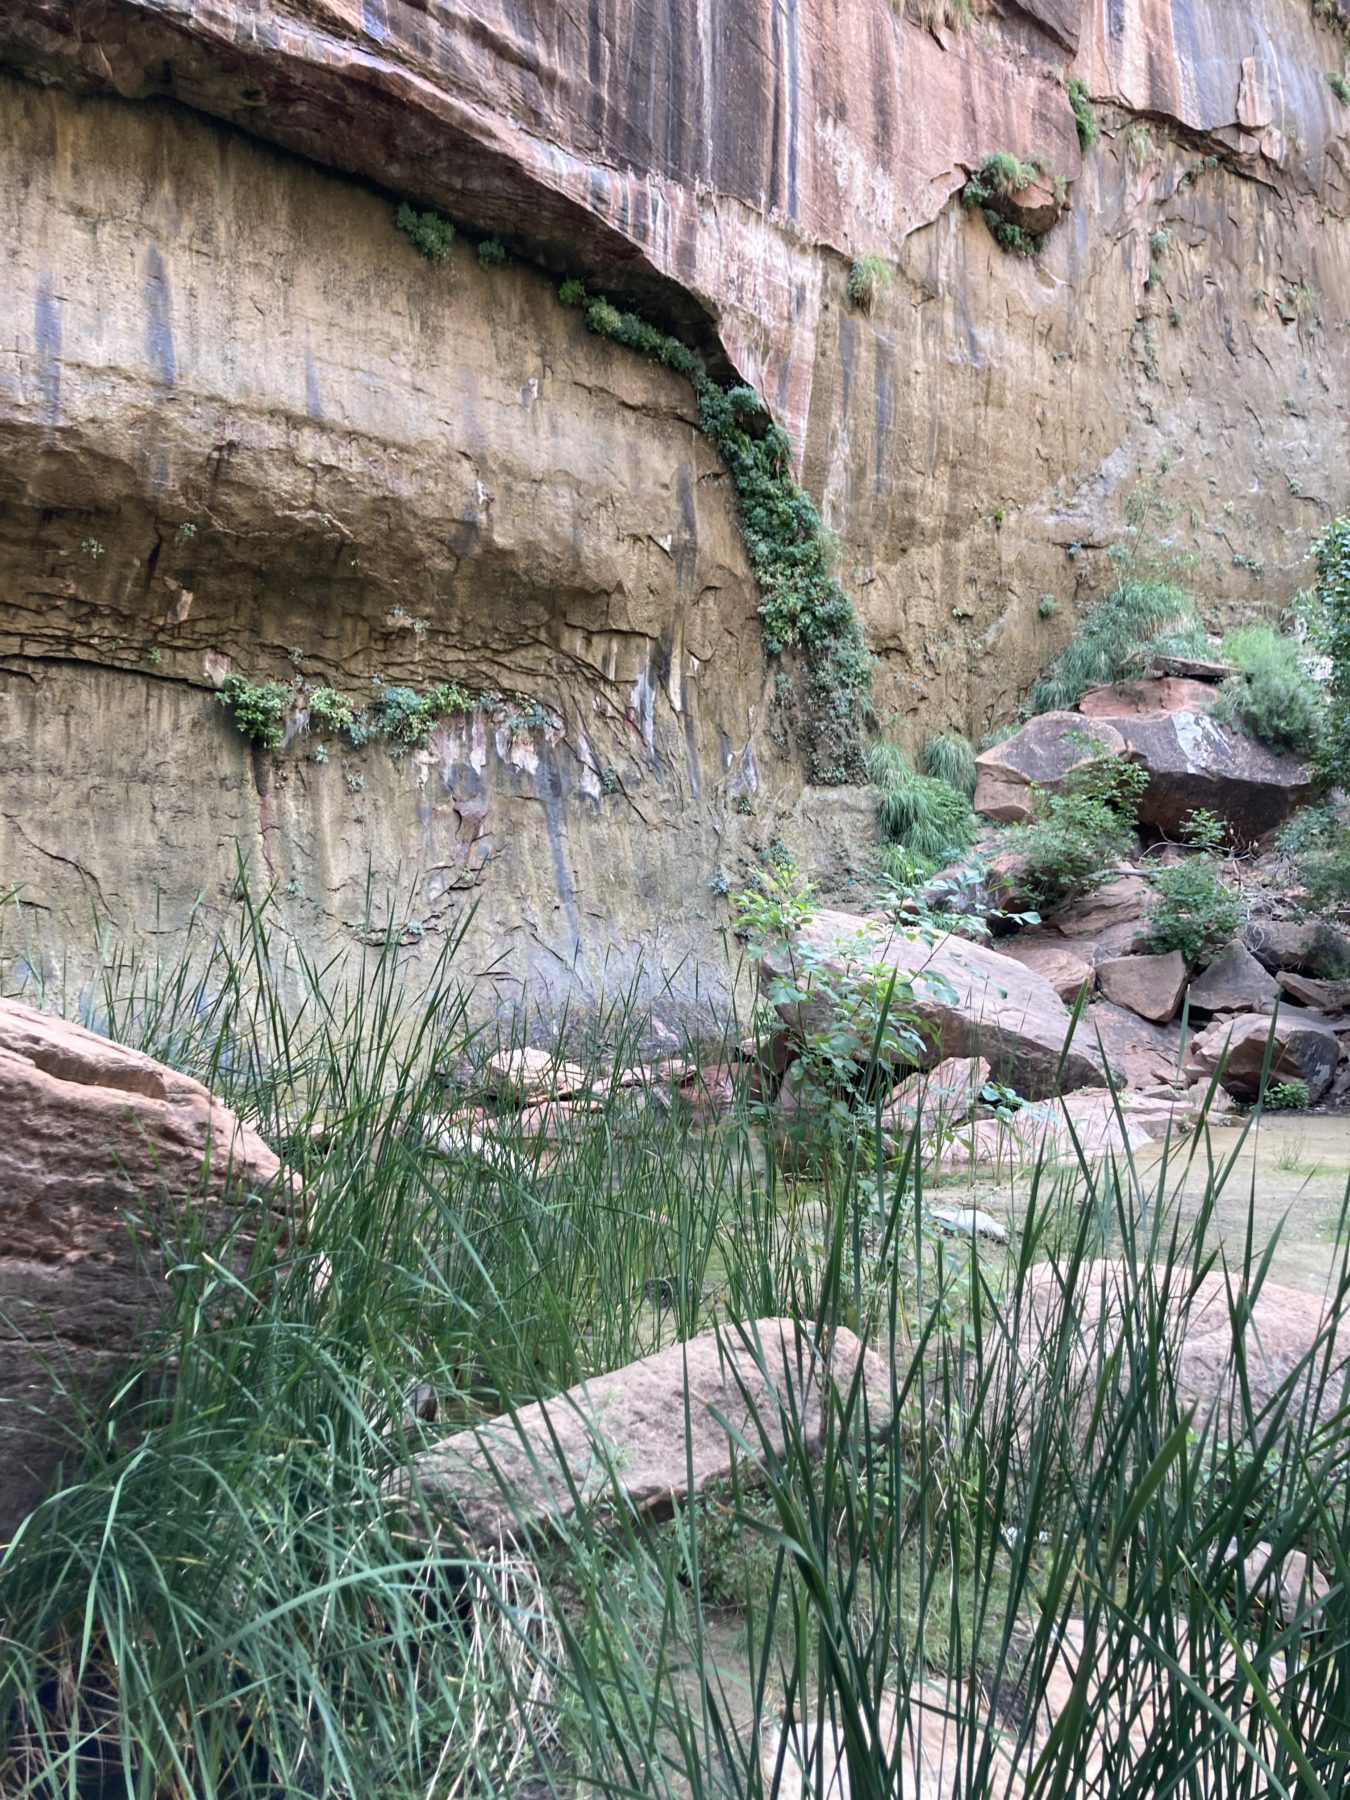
[1,2,1347,1005]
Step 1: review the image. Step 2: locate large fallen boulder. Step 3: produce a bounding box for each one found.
[1117,712,1315,840]
[396,1319,892,1544]
[1050,875,1152,964]
[1186,941,1280,1014]
[0,999,290,1537]
[1184,1010,1340,1103]
[1068,1000,1186,1090]
[973,713,1125,824]
[761,911,1111,1098]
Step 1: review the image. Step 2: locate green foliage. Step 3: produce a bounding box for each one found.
[558,277,586,306]
[371,681,474,752]
[1149,228,1172,260]
[1211,625,1325,758]
[476,237,507,266]
[305,686,357,734]
[920,729,977,798]
[1038,593,1059,619]
[1123,120,1157,170]
[865,740,977,864]
[1146,814,1244,965]
[736,864,930,1149]
[1066,77,1098,153]
[1266,1079,1311,1111]
[216,674,293,751]
[1029,578,1206,714]
[846,255,891,312]
[960,151,1049,257]
[1290,811,1350,909]
[1012,750,1147,909]
[1329,70,1350,103]
[393,202,455,264]
[1315,516,1350,789]
[222,676,475,756]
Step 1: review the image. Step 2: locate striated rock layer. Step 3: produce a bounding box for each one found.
[1,2,1349,1000]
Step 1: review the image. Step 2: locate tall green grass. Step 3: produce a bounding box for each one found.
[1030,578,1208,714]
[865,741,977,866]
[2,889,1349,1796]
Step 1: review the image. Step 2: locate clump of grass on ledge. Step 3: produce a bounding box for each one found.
[960,150,1056,257]
[866,737,976,863]
[1211,623,1325,759]
[3,882,1349,1796]
[847,255,891,312]
[1066,76,1098,152]
[1329,70,1350,104]
[1029,577,1207,713]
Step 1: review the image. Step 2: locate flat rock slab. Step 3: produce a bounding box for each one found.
[1187,941,1280,1013]
[763,911,1109,1099]
[0,999,288,1536]
[1068,1000,1185,1090]
[1078,677,1221,718]
[399,1319,893,1544]
[1097,950,1187,1024]
[1013,1261,1350,1437]
[1277,970,1350,1014]
[881,1054,990,1138]
[996,936,1095,1003]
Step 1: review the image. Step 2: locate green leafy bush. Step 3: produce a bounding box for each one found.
[1029,579,1207,713]
[921,730,977,799]
[476,237,506,266]
[1315,515,1350,788]
[1211,625,1324,757]
[1011,750,1147,909]
[1266,1079,1311,1111]
[1330,70,1350,104]
[1145,813,1244,965]
[866,740,977,864]
[216,674,293,751]
[306,686,357,734]
[394,203,456,264]
[372,682,474,752]
[558,277,587,307]
[846,256,890,312]
[1066,78,1098,152]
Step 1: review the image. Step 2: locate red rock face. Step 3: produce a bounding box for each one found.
[0,0,1086,445]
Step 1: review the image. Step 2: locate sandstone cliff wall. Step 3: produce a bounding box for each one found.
[1,2,1347,1005]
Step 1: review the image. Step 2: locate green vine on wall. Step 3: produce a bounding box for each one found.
[399,205,872,785]
[219,675,478,757]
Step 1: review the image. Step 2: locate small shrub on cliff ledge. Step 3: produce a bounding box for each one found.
[394,203,456,264]
[960,151,1050,258]
[1211,625,1324,760]
[865,740,976,865]
[217,675,293,751]
[1317,516,1350,789]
